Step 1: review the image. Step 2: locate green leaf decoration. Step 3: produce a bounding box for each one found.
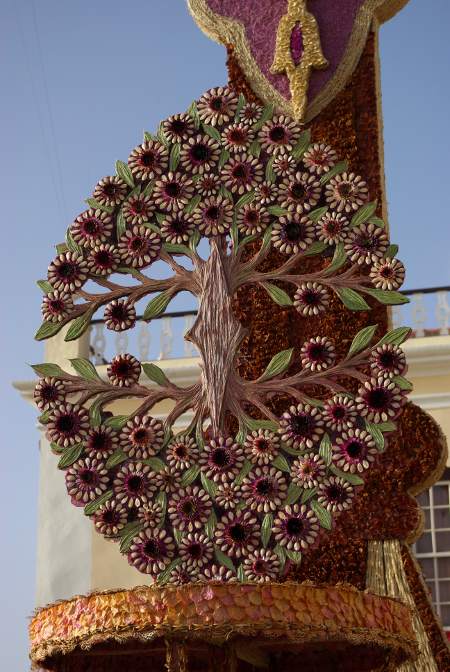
[304,241,328,257]
[258,225,273,254]
[230,218,239,251]
[392,375,413,391]
[265,156,276,183]
[214,546,235,572]
[143,290,173,321]
[350,200,378,228]
[84,490,113,516]
[364,288,409,306]
[386,244,399,258]
[115,159,134,188]
[285,483,303,506]
[58,443,84,469]
[347,324,378,357]
[189,230,201,252]
[119,522,144,553]
[235,190,256,210]
[300,487,317,504]
[234,92,246,120]
[280,443,305,457]
[37,279,54,294]
[169,143,181,172]
[143,131,158,142]
[291,129,311,159]
[323,242,347,276]
[70,357,101,381]
[248,140,261,158]
[319,433,333,466]
[156,490,167,515]
[310,499,332,529]
[205,509,217,540]
[308,205,329,223]
[55,242,68,254]
[236,564,246,582]
[335,287,370,312]
[271,455,291,473]
[187,100,200,128]
[302,396,325,408]
[116,209,126,239]
[261,513,273,548]
[31,362,65,377]
[252,103,274,130]
[157,124,170,148]
[365,421,385,452]
[285,549,302,564]
[143,180,155,197]
[157,558,183,586]
[184,194,202,215]
[258,347,293,382]
[34,319,64,341]
[200,472,217,497]
[142,222,161,235]
[368,216,385,228]
[174,528,184,545]
[38,410,51,425]
[84,197,114,213]
[267,205,288,217]
[163,243,191,256]
[330,465,365,485]
[181,464,200,487]
[50,442,64,454]
[273,543,287,569]
[89,396,104,427]
[234,459,253,486]
[320,160,348,185]
[104,415,129,429]
[155,212,166,225]
[261,282,293,307]
[244,417,279,432]
[376,326,411,346]
[219,185,233,201]
[376,421,397,433]
[105,450,128,469]
[218,148,230,169]
[65,310,94,342]
[142,362,169,387]
[202,123,221,143]
[65,229,83,255]
[142,457,166,471]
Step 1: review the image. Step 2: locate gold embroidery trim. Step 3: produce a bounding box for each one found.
[187,0,410,122]
[271,0,328,121]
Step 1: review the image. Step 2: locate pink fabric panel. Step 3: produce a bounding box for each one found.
[207,0,367,101]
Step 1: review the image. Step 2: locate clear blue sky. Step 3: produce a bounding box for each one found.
[0,0,449,668]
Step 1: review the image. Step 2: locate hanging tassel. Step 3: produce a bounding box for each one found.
[165,639,188,672]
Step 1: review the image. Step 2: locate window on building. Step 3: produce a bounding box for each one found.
[414,468,450,635]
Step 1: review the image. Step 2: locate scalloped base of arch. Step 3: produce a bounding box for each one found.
[30,582,417,671]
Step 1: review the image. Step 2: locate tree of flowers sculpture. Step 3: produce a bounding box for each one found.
[33,86,412,584]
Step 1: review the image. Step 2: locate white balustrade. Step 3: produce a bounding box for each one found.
[91,323,106,364]
[436,291,450,335]
[159,317,173,360]
[410,293,426,337]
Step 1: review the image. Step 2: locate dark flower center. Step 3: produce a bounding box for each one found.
[181,499,197,516]
[56,414,77,433]
[332,406,346,420]
[346,440,362,458]
[308,344,327,362]
[170,119,187,135]
[229,129,246,143]
[232,164,249,181]
[325,220,340,235]
[245,209,259,225]
[290,414,313,436]
[254,438,270,453]
[49,299,65,313]
[112,360,133,378]
[165,182,182,198]
[83,218,101,235]
[80,469,96,486]
[366,388,392,410]
[327,484,346,502]
[253,559,266,573]
[110,304,128,320]
[337,183,352,198]
[269,125,287,143]
[94,250,113,268]
[206,205,220,221]
[286,517,304,536]
[210,96,224,112]
[255,477,274,497]
[303,290,320,305]
[127,475,144,493]
[102,510,119,524]
[144,539,161,558]
[131,200,146,214]
[191,143,210,162]
[211,447,230,468]
[57,262,77,279]
[89,431,111,451]
[356,234,377,251]
[170,218,186,233]
[132,428,151,446]
[379,351,396,368]
[187,542,202,559]
[130,236,147,253]
[41,384,58,402]
[174,444,188,458]
[380,266,395,278]
[283,222,301,242]
[230,523,247,543]
[290,183,306,200]
[141,151,156,168]
[103,183,117,197]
